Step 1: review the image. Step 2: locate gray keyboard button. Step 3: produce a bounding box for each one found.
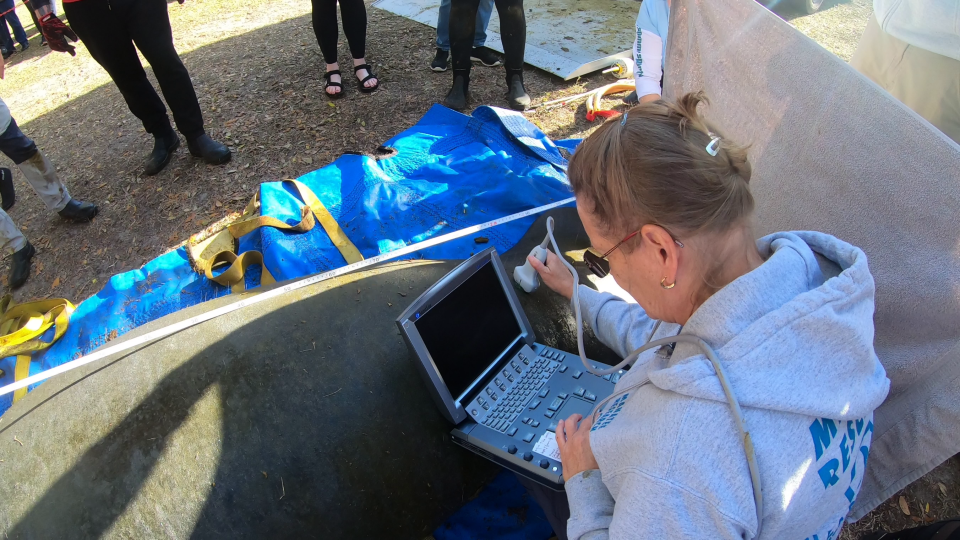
[507,427,518,436]
[531,421,540,428]
[559,365,568,373]
[522,433,535,443]
[584,391,597,401]
[538,387,549,398]
[573,387,585,397]
[547,398,563,412]
[528,399,541,410]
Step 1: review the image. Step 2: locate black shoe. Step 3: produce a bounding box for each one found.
[0,167,15,212]
[431,48,449,72]
[443,71,470,111]
[143,130,180,176]
[58,199,99,222]
[506,71,530,111]
[1,48,12,59]
[9,241,34,289]
[18,42,28,52]
[471,47,502,67]
[187,134,232,165]
[623,91,639,104]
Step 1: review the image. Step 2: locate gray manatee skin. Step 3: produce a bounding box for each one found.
[0,209,616,540]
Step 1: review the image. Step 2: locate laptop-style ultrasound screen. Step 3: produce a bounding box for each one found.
[415,260,522,400]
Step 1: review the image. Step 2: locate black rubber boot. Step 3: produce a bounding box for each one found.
[58,199,99,222]
[187,134,232,165]
[443,70,470,111]
[9,241,34,289]
[0,167,15,211]
[143,128,180,176]
[506,69,531,111]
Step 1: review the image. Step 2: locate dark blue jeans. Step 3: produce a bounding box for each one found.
[0,0,28,52]
[0,117,38,165]
[436,0,492,50]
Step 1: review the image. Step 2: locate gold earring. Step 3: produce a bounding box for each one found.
[660,277,676,290]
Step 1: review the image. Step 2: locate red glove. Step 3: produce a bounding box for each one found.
[39,14,79,57]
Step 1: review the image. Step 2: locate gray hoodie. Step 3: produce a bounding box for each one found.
[566,231,890,540]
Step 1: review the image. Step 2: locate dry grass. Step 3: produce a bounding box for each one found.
[0,0,954,537]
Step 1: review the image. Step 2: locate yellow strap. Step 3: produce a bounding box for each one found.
[187,180,362,290]
[205,250,277,293]
[288,180,364,264]
[12,354,29,403]
[0,295,75,403]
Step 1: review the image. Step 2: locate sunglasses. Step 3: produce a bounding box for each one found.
[583,230,684,278]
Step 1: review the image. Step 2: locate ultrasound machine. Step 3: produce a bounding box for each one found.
[396,247,620,489]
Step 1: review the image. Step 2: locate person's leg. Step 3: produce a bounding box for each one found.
[493,0,524,72]
[436,0,452,50]
[0,13,14,53]
[851,15,960,144]
[125,0,204,140]
[311,0,340,64]
[0,116,71,212]
[311,0,345,97]
[0,207,26,255]
[5,9,28,49]
[24,0,43,45]
[338,0,377,90]
[63,0,173,137]
[516,475,571,540]
[444,0,480,109]
[474,0,494,47]
[493,0,528,110]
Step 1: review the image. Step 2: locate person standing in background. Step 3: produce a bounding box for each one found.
[311,0,380,98]
[28,0,232,176]
[0,0,30,59]
[23,0,49,47]
[0,56,98,289]
[851,0,960,144]
[444,0,529,111]
[625,0,669,105]
[430,0,501,72]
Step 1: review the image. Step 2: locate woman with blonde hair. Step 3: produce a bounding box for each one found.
[525,93,890,539]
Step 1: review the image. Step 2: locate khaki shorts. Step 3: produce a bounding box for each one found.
[851,15,960,144]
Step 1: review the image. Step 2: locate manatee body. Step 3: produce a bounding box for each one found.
[0,211,614,539]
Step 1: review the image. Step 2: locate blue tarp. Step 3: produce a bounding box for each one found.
[0,105,577,414]
[433,471,554,540]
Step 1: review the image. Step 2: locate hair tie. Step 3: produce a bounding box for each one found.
[620,111,629,127]
[706,134,721,156]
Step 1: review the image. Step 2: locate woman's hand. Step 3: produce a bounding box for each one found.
[556,413,600,482]
[528,249,575,300]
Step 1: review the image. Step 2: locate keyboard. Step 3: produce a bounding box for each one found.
[472,350,562,433]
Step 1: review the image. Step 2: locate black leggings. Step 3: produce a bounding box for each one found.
[64,0,204,139]
[311,0,367,65]
[450,0,525,73]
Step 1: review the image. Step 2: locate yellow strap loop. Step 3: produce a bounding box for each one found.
[0,294,75,403]
[187,180,362,291]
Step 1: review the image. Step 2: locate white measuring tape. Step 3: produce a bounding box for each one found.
[0,197,577,398]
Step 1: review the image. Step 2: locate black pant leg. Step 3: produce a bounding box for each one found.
[63,0,172,137]
[338,0,367,60]
[311,0,340,64]
[494,0,525,71]
[450,0,481,72]
[126,0,204,139]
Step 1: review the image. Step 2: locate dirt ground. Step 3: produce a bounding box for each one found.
[0,0,955,536]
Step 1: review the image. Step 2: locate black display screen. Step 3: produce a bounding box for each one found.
[415,261,522,400]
